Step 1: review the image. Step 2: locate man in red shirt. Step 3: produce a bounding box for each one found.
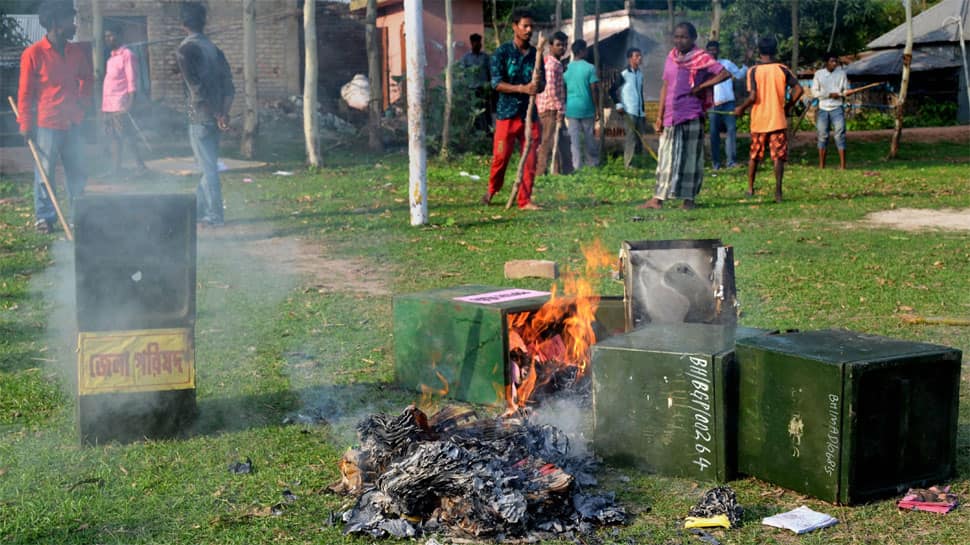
[17,0,92,233]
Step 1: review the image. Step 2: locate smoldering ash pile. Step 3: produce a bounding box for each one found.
[330,405,626,541]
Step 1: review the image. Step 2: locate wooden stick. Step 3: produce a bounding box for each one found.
[506,33,546,210]
[843,81,885,97]
[549,118,561,175]
[900,314,970,327]
[126,110,153,153]
[7,96,74,241]
[627,120,659,162]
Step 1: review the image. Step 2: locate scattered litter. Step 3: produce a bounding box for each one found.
[459,171,470,177]
[243,177,253,183]
[131,270,142,282]
[685,514,730,529]
[282,489,298,503]
[469,175,481,181]
[228,457,254,474]
[898,485,959,514]
[687,486,743,528]
[762,506,838,534]
[274,170,294,176]
[631,216,644,222]
[688,528,722,544]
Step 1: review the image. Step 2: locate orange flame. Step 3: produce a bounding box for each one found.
[419,369,449,414]
[505,240,615,413]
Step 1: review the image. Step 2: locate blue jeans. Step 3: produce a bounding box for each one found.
[33,125,86,224]
[816,107,846,150]
[708,101,737,169]
[189,123,224,224]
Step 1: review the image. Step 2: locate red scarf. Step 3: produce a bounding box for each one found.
[669,47,719,110]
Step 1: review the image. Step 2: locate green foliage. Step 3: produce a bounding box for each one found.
[846,109,895,131]
[912,100,960,127]
[721,0,904,67]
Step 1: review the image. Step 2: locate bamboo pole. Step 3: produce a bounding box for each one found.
[8,96,74,241]
[303,0,320,166]
[241,0,257,158]
[404,0,428,225]
[440,0,454,159]
[506,33,546,210]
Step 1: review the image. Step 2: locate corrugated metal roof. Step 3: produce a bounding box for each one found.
[868,0,970,49]
[845,46,962,77]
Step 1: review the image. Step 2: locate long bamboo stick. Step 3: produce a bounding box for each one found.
[7,96,74,241]
[506,33,546,210]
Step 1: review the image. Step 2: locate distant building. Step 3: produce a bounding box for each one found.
[845,0,969,124]
[350,0,485,108]
[73,0,302,114]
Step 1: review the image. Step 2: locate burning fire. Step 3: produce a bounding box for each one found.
[506,240,614,413]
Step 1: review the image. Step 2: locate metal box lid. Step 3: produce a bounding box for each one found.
[736,329,956,365]
[594,323,769,356]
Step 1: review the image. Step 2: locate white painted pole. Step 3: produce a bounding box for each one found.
[404,0,428,225]
[944,16,970,117]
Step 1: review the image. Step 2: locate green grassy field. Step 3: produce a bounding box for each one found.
[0,134,968,544]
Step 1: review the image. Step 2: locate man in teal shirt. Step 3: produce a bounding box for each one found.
[563,40,599,171]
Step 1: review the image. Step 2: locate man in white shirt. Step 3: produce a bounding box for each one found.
[811,52,848,169]
[705,41,746,170]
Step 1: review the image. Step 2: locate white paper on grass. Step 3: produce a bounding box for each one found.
[762,506,838,534]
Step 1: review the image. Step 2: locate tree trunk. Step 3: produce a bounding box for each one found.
[827,0,839,53]
[594,0,604,154]
[711,0,721,41]
[492,0,500,47]
[92,0,103,145]
[790,0,799,70]
[404,0,428,225]
[667,0,675,35]
[889,0,913,159]
[572,0,584,45]
[440,0,454,159]
[241,0,257,158]
[555,0,562,30]
[366,0,384,152]
[303,0,320,167]
[624,0,633,11]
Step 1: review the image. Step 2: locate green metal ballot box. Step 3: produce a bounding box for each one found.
[393,285,625,406]
[591,323,770,482]
[736,329,962,504]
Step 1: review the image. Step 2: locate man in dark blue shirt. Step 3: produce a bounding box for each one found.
[483,8,545,210]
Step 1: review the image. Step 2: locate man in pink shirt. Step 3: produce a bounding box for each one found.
[102,23,146,175]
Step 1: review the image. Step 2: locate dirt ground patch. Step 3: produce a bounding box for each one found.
[864,207,970,231]
[200,222,389,295]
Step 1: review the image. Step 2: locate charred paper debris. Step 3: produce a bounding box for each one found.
[330,405,626,541]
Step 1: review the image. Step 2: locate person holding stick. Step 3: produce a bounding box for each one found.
[482,8,545,210]
[102,21,147,176]
[641,22,729,210]
[811,52,848,169]
[16,0,92,234]
[535,31,571,177]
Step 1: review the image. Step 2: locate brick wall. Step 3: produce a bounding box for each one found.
[76,0,300,115]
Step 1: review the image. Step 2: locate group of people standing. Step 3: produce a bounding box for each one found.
[479,10,849,211]
[16,1,233,232]
[479,9,605,210]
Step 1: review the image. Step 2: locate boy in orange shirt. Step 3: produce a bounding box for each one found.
[734,37,803,203]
